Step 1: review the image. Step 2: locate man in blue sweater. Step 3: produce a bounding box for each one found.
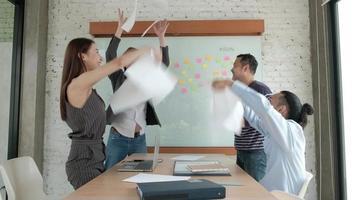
[231,54,271,181]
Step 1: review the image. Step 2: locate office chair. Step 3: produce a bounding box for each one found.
[0,156,47,200]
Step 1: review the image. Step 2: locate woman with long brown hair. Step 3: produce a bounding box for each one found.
[60,38,150,189]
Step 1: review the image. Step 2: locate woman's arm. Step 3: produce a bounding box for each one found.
[106,9,126,89]
[153,20,170,67]
[68,47,150,103]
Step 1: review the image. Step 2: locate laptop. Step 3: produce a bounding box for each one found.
[117,134,160,172]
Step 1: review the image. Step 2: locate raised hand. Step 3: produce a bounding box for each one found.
[115,8,127,38]
[212,80,233,91]
[153,19,169,47]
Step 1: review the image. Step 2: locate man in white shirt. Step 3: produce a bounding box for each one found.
[212,79,314,195]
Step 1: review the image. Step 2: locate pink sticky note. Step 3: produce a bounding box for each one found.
[181,87,188,94]
[196,58,203,64]
[174,62,180,68]
[224,55,230,61]
[195,73,201,79]
[222,70,228,76]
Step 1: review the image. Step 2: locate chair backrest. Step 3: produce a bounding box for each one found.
[271,190,303,200]
[298,171,313,198]
[0,156,46,200]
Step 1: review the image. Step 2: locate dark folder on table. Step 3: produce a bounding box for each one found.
[136,179,225,200]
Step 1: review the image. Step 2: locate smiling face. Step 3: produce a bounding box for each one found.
[231,57,254,84]
[231,57,246,81]
[81,43,103,71]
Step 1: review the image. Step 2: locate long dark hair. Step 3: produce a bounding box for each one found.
[60,38,94,120]
[281,91,314,129]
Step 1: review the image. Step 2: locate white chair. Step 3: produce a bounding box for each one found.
[0,156,47,200]
[298,171,313,198]
[271,190,303,200]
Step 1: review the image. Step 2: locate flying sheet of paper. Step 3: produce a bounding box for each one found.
[125,51,177,105]
[109,52,177,114]
[141,20,159,37]
[122,173,190,183]
[121,0,138,32]
[171,155,205,161]
[109,77,151,114]
[213,88,244,134]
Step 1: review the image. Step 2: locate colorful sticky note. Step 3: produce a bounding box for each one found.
[202,64,208,69]
[222,69,228,76]
[205,55,213,62]
[183,58,190,65]
[224,55,230,61]
[196,58,203,64]
[213,70,220,77]
[174,62,180,68]
[178,79,185,85]
[181,70,187,75]
[181,87,188,94]
[195,73,201,79]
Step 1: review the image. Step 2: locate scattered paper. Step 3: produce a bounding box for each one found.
[122,173,190,183]
[109,51,177,114]
[122,0,138,32]
[109,77,150,114]
[124,51,177,103]
[141,20,159,37]
[213,88,244,134]
[171,155,205,161]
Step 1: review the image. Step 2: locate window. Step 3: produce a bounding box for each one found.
[338,0,356,199]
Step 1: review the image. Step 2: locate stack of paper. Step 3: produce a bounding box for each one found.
[187,163,229,173]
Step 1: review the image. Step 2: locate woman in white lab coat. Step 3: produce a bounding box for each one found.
[212,79,314,195]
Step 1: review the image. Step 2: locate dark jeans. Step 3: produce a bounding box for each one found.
[236,150,267,181]
[105,128,147,170]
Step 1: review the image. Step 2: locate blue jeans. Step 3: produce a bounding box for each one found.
[105,128,147,170]
[236,150,266,181]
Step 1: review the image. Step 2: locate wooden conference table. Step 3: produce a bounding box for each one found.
[64,153,277,200]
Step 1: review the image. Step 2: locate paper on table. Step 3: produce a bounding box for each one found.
[213,88,244,134]
[109,51,177,114]
[122,173,190,183]
[122,0,138,32]
[171,155,205,161]
[141,20,159,37]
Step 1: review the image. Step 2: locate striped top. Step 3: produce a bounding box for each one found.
[65,89,106,140]
[234,80,271,150]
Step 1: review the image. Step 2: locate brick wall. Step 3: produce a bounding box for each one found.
[0,0,14,42]
[44,0,316,199]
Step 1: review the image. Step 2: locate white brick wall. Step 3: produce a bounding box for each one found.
[0,0,14,42]
[44,0,316,199]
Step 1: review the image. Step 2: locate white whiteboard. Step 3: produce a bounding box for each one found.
[95,36,262,147]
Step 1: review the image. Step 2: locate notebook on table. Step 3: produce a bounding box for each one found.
[116,134,160,172]
[187,163,229,173]
[173,160,231,176]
